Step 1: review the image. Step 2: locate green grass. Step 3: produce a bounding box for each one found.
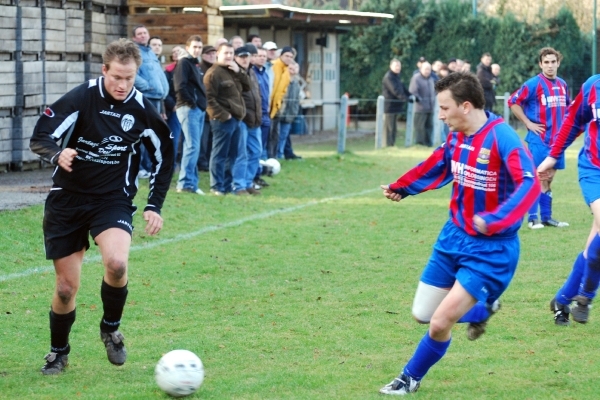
[1,135,597,399]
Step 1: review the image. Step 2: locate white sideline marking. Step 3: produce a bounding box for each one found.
[0,188,378,283]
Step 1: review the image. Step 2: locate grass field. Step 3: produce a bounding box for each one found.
[1,134,598,399]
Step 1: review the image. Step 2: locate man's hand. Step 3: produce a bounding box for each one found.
[473,215,487,234]
[525,121,545,135]
[380,185,402,202]
[228,61,240,73]
[537,156,558,181]
[143,210,164,236]
[58,148,78,172]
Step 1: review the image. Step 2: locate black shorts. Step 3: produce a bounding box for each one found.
[43,188,137,260]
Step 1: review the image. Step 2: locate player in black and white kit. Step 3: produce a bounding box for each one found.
[29,39,173,375]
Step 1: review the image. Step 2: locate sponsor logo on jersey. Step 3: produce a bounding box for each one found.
[109,135,123,143]
[43,107,55,118]
[476,148,491,164]
[121,114,135,132]
[100,110,121,118]
[524,171,534,178]
[459,143,475,151]
[540,94,567,108]
[117,219,133,231]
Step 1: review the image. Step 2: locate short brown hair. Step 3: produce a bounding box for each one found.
[217,43,233,53]
[186,35,203,48]
[435,72,485,109]
[538,47,562,63]
[103,38,142,69]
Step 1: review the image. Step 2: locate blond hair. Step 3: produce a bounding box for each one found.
[103,38,142,69]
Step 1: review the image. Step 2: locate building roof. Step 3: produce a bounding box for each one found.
[220,4,393,29]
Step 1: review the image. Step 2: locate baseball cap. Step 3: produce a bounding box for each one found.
[263,41,278,50]
[234,45,250,57]
[280,46,293,56]
[245,43,258,55]
[418,56,427,62]
[202,45,216,55]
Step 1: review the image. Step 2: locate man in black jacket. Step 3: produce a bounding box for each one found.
[173,35,207,195]
[29,39,173,375]
[477,53,496,112]
[382,59,410,147]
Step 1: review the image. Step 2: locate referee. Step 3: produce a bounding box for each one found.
[30,39,174,375]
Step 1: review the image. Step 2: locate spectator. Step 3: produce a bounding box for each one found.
[215,38,228,47]
[252,46,272,189]
[248,34,262,48]
[431,60,442,82]
[413,56,427,75]
[455,59,465,72]
[198,45,217,172]
[204,43,250,195]
[409,61,435,146]
[131,25,169,179]
[277,62,303,159]
[230,35,244,50]
[173,35,207,195]
[268,46,294,158]
[382,58,410,147]
[232,45,262,195]
[477,53,496,111]
[492,63,501,86]
[447,58,458,72]
[462,59,472,73]
[149,36,163,61]
[164,45,184,168]
[438,63,450,79]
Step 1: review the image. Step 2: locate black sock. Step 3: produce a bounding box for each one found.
[100,280,128,333]
[49,308,76,355]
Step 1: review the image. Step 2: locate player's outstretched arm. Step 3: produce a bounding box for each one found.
[380,185,403,202]
[143,210,163,236]
[537,156,558,181]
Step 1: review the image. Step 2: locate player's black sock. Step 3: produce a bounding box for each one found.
[49,308,76,355]
[100,280,128,333]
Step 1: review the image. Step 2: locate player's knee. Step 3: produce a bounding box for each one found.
[105,258,128,280]
[428,317,451,337]
[56,279,79,305]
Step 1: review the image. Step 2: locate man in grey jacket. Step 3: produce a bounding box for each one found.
[409,61,435,147]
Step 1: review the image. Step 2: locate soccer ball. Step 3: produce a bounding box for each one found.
[155,350,204,398]
[263,158,281,175]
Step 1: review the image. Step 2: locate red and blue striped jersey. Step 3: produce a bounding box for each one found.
[550,75,600,167]
[508,73,570,146]
[389,113,540,237]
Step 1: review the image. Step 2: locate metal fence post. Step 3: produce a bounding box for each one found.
[432,96,441,146]
[338,94,348,154]
[375,95,384,149]
[405,96,415,147]
[503,92,510,125]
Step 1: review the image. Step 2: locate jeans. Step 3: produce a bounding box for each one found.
[176,106,205,191]
[233,122,262,191]
[140,98,162,172]
[166,111,182,168]
[260,122,270,160]
[277,122,292,159]
[268,117,280,159]
[209,118,240,193]
[245,125,262,188]
[232,121,249,192]
[198,118,212,171]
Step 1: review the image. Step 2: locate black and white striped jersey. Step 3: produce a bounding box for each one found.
[30,77,174,214]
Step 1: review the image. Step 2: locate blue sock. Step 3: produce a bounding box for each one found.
[555,252,585,305]
[403,332,451,381]
[457,302,490,323]
[528,195,540,222]
[540,191,552,222]
[580,234,600,299]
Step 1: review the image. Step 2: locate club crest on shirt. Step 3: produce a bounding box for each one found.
[121,114,135,132]
[477,148,491,164]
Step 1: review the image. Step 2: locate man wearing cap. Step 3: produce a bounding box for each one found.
[204,43,250,195]
[268,46,295,158]
[198,45,217,172]
[252,46,273,188]
[173,35,207,195]
[232,44,262,195]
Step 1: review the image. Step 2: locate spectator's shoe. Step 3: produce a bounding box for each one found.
[246,187,261,195]
[210,189,225,196]
[527,219,544,229]
[285,154,303,160]
[261,165,274,177]
[100,331,127,365]
[137,170,151,179]
[252,183,262,190]
[571,295,592,324]
[176,188,205,195]
[550,298,570,326]
[379,373,420,395]
[234,190,249,196]
[467,299,501,341]
[542,218,569,228]
[41,352,69,375]
[254,178,269,187]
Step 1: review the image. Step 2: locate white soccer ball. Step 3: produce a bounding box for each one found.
[264,158,281,175]
[155,350,204,398]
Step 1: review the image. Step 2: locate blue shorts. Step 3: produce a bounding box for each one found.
[420,220,520,303]
[527,141,565,170]
[578,149,600,205]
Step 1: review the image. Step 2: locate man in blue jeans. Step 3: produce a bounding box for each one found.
[204,43,250,195]
[173,35,207,195]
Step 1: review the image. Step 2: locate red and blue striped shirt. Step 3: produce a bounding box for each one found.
[550,75,600,168]
[389,113,540,237]
[508,73,570,146]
